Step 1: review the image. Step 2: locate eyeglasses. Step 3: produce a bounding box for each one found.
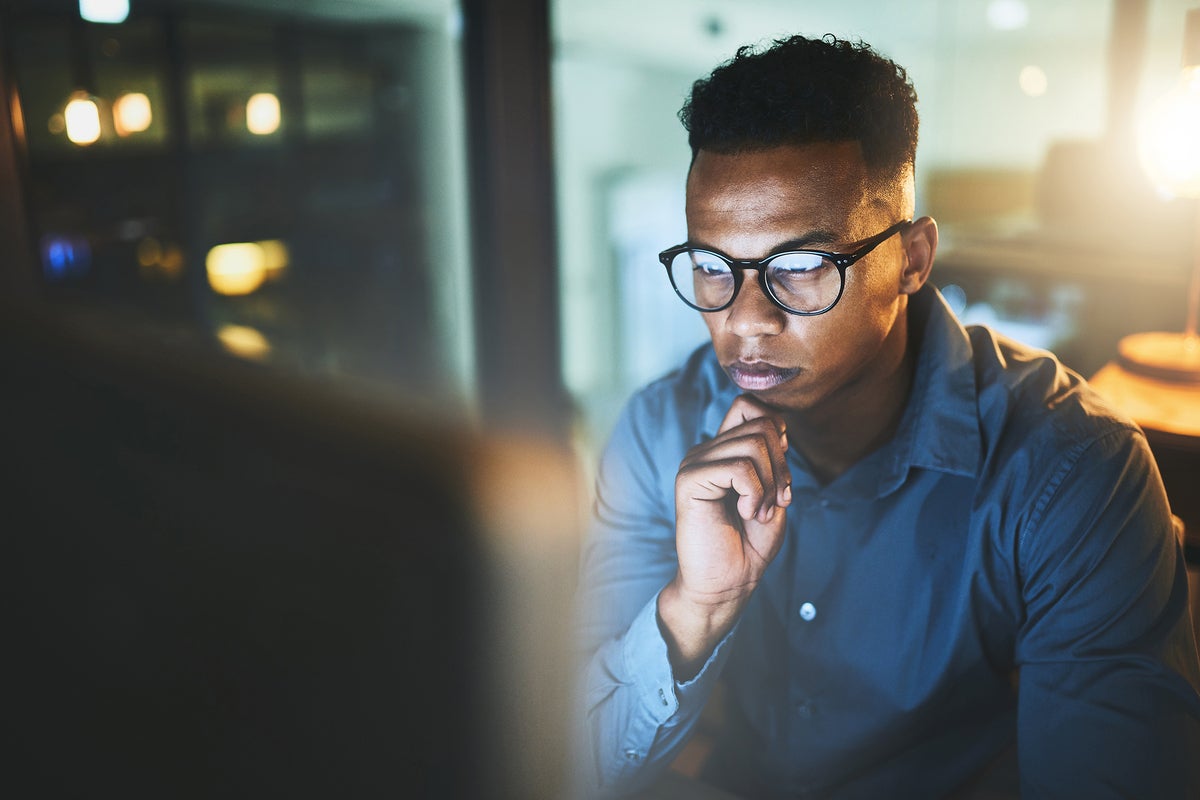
[658,219,912,316]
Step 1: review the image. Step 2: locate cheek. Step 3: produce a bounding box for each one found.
[702,313,723,343]
[703,315,737,360]
[780,316,837,359]
[841,266,904,326]
[795,292,897,365]
[854,254,907,303]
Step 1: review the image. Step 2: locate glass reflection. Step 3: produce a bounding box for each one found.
[113,92,152,136]
[64,94,101,145]
[245,92,280,136]
[206,242,269,296]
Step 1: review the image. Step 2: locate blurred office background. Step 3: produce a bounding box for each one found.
[1,0,1198,796]
[2,0,1196,449]
[555,0,1198,450]
[4,0,1195,450]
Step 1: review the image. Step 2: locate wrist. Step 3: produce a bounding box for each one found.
[657,577,748,681]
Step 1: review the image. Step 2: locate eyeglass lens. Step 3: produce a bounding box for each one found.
[667,251,841,313]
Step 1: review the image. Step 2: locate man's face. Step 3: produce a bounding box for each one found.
[685,142,916,417]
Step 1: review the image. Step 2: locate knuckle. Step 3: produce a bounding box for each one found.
[675,458,705,483]
[724,454,757,474]
[732,456,771,489]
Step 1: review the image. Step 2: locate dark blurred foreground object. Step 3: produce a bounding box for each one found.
[0,301,578,799]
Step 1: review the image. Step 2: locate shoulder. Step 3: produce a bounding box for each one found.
[963,326,1167,561]
[902,287,1139,489]
[966,325,1140,462]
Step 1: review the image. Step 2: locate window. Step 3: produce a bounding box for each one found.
[3,0,472,410]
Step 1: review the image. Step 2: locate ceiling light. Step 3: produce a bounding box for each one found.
[64,94,102,145]
[79,0,129,25]
[246,93,280,136]
[1019,66,1048,97]
[987,0,1029,31]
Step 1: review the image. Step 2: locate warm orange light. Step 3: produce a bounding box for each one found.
[136,237,161,268]
[206,242,267,295]
[258,238,289,279]
[137,237,184,282]
[64,94,101,145]
[1139,66,1200,198]
[10,89,26,145]
[158,244,184,279]
[113,92,152,136]
[246,93,281,135]
[216,324,271,360]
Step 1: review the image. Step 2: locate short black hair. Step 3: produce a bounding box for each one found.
[680,34,919,181]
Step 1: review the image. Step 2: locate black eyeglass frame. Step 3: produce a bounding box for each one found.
[658,219,913,316]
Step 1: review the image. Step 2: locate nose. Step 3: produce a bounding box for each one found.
[724,269,786,338]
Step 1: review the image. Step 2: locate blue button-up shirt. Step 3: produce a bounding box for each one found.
[576,287,1200,798]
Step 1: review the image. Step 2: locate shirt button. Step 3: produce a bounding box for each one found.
[796,700,814,718]
[799,602,817,621]
[624,749,641,761]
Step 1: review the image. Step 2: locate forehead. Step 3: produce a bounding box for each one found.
[685,143,875,250]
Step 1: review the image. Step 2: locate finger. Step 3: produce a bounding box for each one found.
[717,397,789,500]
[710,406,791,509]
[717,394,785,437]
[677,456,770,523]
[695,428,789,516]
[741,497,789,565]
[682,429,782,517]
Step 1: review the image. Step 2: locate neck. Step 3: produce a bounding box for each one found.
[784,313,916,485]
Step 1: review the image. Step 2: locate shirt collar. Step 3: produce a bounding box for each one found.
[877,284,981,496]
[698,284,982,496]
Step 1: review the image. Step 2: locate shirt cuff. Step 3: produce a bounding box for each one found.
[620,590,738,726]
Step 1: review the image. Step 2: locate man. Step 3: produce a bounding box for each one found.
[575,34,1200,798]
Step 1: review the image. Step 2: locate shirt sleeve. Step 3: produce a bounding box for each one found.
[1013,426,1200,798]
[571,391,733,797]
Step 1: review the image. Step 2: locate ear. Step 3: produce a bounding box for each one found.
[898,216,937,296]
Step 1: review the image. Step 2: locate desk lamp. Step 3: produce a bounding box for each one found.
[1091,8,1200,440]
[1124,7,1200,384]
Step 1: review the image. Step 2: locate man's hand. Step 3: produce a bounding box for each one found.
[658,395,792,679]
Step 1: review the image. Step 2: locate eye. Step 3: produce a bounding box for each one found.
[691,253,731,277]
[767,252,828,280]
